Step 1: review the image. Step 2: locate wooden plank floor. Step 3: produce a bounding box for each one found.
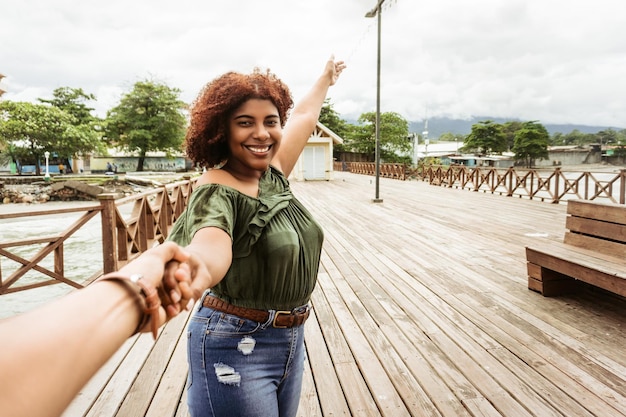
[63,171,626,417]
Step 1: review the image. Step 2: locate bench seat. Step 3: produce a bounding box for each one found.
[526,242,626,297]
[526,199,626,297]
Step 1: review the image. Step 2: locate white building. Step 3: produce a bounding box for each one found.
[415,140,463,160]
[290,122,343,181]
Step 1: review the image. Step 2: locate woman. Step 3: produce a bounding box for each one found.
[167,56,345,416]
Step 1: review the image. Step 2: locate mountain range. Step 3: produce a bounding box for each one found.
[406,117,625,138]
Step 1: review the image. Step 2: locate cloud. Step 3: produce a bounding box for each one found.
[1,0,625,129]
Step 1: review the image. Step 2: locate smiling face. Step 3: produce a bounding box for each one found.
[224,98,283,179]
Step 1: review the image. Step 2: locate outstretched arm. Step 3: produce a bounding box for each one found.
[272,55,346,177]
[181,225,233,301]
[0,242,197,417]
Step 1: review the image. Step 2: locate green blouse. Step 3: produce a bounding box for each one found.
[167,166,324,310]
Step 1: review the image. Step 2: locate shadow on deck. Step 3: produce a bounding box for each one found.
[64,171,626,417]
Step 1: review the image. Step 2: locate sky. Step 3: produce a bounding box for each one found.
[1,0,625,130]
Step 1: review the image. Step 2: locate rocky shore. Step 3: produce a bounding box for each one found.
[0,175,177,204]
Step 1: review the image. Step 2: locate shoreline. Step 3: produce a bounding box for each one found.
[0,200,99,215]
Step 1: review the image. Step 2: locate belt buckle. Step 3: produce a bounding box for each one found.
[272,310,292,328]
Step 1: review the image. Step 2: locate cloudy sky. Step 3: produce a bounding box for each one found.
[1,0,625,129]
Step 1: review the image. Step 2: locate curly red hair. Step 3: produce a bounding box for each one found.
[185,68,293,168]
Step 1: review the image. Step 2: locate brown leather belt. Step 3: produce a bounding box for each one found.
[202,294,310,328]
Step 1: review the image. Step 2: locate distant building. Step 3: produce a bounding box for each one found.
[291,122,343,181]
[415,140,463,160]
[445,146,601,169]
[448,155,515,168]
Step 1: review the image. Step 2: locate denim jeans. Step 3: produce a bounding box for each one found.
[186,295,306,417]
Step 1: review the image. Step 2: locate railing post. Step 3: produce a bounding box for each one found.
[98,194,118,274]
[158,185,171,241]
[619,169,626,204]
[54,244,64,280]
[473,167,479,192]
[506,167,514,196]
[552,168,561,204]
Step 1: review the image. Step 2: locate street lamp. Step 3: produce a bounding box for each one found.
[366,0,385,203]
[410,133,419,166]
[44,151,50,181]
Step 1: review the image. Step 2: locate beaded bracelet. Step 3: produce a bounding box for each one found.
[96,273,160,339]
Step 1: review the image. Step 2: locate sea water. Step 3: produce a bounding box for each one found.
[0,203,108,319]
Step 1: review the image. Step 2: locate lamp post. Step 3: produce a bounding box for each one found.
[44,151,50,181]
[411,133,419,166]
[366,0,385,203]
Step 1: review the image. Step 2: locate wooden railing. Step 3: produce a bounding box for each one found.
[0,205,103,294]
[420,165,626,204]
[336,162,408,180]
[0,177,196,296]
[334,161,626,204]
[3,163,624,297]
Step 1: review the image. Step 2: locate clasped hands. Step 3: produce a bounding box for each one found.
[115,241,209,335]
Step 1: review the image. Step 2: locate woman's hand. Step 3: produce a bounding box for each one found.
[325,54,346,86]
[182,251,214,303]
[117,242,195,330]
[160,249,214,316]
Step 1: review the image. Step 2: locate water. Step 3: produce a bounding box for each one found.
[0,202,116,319]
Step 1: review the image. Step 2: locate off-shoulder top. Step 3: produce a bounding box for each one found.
[167,166,324,310]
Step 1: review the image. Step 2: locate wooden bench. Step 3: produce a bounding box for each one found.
[525,199,626,297]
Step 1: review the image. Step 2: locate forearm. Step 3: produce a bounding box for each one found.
[275,74,334,177]
[0,281,141,417]
[182,227,233,299]
[184,245,227,293]
[274,57,344,177]
[290,72,334,123]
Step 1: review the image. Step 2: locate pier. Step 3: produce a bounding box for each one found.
[66,171,626,416]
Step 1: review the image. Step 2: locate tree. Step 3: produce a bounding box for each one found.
[39,87,97,125]
[319,99,349,138]
[596,129,619,146]
[560,129,595,146]
[502,121,524,152]
[512,121,550,168]
[39,87,105,160]
[550,132,565,146]
[343,111,410,163]
[461,120,507,156]
[319,99,350,156]
[438,132,465,142]
[0,101,81,175]
[105,80,187,171]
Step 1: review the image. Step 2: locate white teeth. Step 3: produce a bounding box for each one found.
[246,146,270,153]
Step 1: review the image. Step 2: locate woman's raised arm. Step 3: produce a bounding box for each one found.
[272,55,345,177]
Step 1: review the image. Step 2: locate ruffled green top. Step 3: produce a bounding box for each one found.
[167,166,324,310]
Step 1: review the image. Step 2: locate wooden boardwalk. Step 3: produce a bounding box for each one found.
[62,171,626,417]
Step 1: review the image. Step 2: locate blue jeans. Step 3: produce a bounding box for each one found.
[186,295,306,417]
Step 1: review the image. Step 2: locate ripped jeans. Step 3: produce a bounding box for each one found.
[186,296,306,417]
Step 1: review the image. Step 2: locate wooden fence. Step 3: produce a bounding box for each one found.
[421,165,626,204]
[335,161,626,205]
[336,161,408,180]
[2,163,625,297]
[0,178,195,296]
